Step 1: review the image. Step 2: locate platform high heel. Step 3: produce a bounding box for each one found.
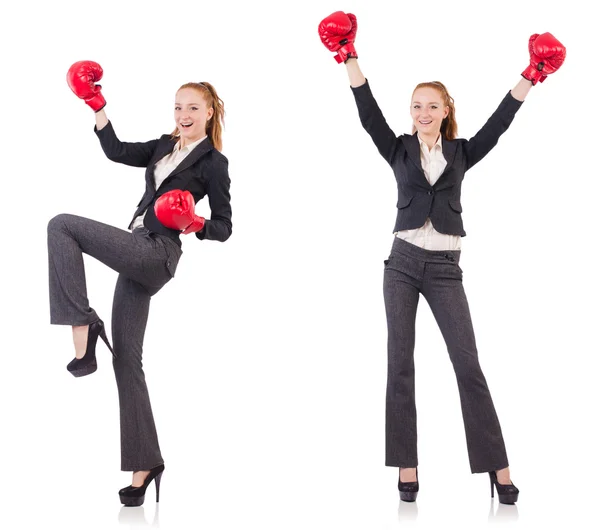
[398,468,419,502]
[66,318,116,377]
[489,470,519,504]
[119,464,165,507]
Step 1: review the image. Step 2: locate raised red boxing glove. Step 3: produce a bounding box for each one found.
[521,32,566,85]
[154,189,205,234]
[67,60,107,112]
[318,11,358,64]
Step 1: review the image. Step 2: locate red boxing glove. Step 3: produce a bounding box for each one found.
[318,11,358,64]
[154,189,205,235]
[66,60,107,112]
[521,32,566,85]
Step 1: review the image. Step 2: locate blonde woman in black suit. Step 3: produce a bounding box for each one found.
[48,61,231,506]
[318,11,565,503]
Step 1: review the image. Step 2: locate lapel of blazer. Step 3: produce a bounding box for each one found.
[402,133,422,173]
[147,136,214,192]
[433,137,459,191]
[166,137,214,180]
[437,137,458,185]
[401,133,430,189]
[152,136,178,165]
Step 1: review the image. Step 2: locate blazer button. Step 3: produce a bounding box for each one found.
[428,190,433,195]
[167,261,171,266]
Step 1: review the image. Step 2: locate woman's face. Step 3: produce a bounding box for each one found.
[174,88,214,143]
[410,87,449,137]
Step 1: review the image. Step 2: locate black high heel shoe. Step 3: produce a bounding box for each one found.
[119,464,165,507]
[66,318,116,377]
[398,468,419,502]
[489,470,519,504]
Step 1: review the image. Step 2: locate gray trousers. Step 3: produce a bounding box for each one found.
[383,236,509,473]
[47,213,183,471]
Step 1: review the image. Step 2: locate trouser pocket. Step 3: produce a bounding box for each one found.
[159,238,183,278]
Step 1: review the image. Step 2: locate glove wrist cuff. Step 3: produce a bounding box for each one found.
[86,92,106,112]
[335,42,358,64]
[182,216,205,235]
[521,65,544,86]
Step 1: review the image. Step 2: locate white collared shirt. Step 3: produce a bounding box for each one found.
[394,134,462,250]
[131,135,207,231]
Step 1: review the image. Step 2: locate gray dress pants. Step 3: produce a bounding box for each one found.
[47,213,183,471]
[383,236,509,473]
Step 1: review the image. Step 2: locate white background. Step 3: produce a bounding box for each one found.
[1,0,597,528]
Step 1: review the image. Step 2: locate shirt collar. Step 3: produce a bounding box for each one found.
[176,135,207,153]
[417,133,442,152]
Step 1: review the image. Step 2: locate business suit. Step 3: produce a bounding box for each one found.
[351,79,522,473]
[47,121,232,471]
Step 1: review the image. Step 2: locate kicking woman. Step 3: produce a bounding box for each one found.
[318,12,565,503]
[48,61,232,506]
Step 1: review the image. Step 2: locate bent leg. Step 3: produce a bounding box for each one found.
[47,213,169,325]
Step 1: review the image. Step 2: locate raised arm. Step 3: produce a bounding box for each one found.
[463,87,524,171]
[93,120,159,168]
[91,90,159,167]
[318,11,398,165]
[465,32,566,170]
[347,59,398,165]
[67,60,158,167]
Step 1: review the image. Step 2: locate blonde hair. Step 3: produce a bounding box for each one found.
[411,81,458,141]
[170,82,225,151]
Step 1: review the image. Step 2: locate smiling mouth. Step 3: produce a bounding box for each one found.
[181,123,193,128]
[419,121,432,125]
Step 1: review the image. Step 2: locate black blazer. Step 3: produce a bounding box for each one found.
[351,79,523,236]
[94,121,232,247]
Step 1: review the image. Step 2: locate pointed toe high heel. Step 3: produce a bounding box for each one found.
[489,470,519,504]
[119,464,165,507]
[398,468,419,502]
[66,318,116,377]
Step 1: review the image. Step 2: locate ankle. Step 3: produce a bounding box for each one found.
[494,467,511,484]
[399,467,418,482]
[131,469,151,487]
[72,324,90,359]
